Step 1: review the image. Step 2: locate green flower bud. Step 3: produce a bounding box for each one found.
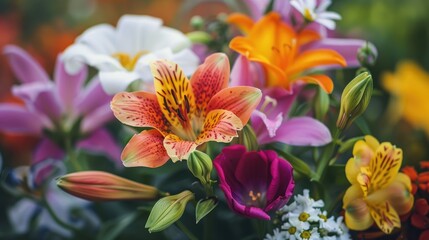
[186,31,212,44]
[235,124,259,151]
[314,87,330,120]
[195,197,218,224]
[190,15,204,30]
[357,42,377,66]
[336,72,373,130]
[187,150,213,184]
[145,190,194,233]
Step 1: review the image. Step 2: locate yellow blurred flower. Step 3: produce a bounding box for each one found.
[343,135,413,234]
[382,61,429,136]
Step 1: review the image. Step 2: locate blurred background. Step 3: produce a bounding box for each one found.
[1,0,429,239]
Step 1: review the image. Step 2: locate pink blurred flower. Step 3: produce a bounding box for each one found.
[0,45,121,165]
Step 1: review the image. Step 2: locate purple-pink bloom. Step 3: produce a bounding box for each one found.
[214,145,295,220]
[231,58,332,146]
[0,45,121,164]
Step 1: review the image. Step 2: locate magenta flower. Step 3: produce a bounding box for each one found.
[214,145,295,220]
[0,45,120,164]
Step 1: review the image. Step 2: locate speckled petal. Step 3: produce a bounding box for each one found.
[163,134,198,162]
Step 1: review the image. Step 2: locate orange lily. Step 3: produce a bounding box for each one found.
[343,136,414,234]
[111,53,262,168]
[229,12,346,93]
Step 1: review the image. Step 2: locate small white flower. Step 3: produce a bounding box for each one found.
[62,14,199,94]
[290,0,341,30]
[265,228,288,240]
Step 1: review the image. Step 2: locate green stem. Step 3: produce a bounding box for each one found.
[314,128,341,182]
[176,221,198,240]
[252,219,267,239]
[203,212,212,240]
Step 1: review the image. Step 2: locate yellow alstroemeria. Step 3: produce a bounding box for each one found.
[111,53,262,168]
[382,61,429,136]
[343,136,414,234]
[229,12,346,93]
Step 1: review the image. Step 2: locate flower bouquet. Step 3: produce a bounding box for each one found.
[0,0,425,239]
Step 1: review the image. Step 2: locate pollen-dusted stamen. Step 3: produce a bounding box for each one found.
[300,230,312,239]
[304,8,316,22]
[299,212,310,221]
[112,51,149,71]
[246,190,266,208]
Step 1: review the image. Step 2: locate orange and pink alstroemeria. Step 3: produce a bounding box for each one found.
[111,53,262,168]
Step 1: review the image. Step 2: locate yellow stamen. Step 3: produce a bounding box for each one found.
[288,226,297,234]
[304,8,315,22]
[112,51,149,71]
[300,230,311,239]
[299,212,310,221]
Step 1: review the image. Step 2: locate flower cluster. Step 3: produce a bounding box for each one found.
[0,0,422,239]
[266,189,350,240]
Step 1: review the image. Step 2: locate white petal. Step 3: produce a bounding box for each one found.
[317,0,332,12]
[170,48,200,76]
[318,11,342,20]
[315,18,336,30]
[75,24,117,54]
[146,26,191,52]
[116,14,162,54]
[307,0,317,10]
[99,71,140,94]
[61,44,124,74]
[134,48,174,81]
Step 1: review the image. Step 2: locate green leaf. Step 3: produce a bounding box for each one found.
[338,136,364,154]
[96,212,141,240]
[195,197,218,224]
[145,190,194,233]
[272,146,315,179]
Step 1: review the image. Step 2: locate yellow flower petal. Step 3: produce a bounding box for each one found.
[368,202,401,234]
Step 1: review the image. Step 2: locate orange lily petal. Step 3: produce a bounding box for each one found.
[227,13,254,35]
[121,130,170,168]
[368,202,401,234]
[368,142,403,192]
[195,109,243,145]
[297,29,321,46]
[343,185,373,231]
[151,59,196,133]
[206,86,262,125]
[190,53,229,117]
[287,49,347,77]
[300,75,334,93]
[110,91,169,135]
[163,134,198,162]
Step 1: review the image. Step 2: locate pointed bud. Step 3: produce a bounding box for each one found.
[336,72,373,130]
[187,150,213,184]
[235,124,259,151]
[195,197,218,224]
[145,190,194,233]
[314,87,330,121]
[57,171,163,201]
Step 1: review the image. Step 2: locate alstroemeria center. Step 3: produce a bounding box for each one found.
[245,190,266,208]
[112,51,148,71]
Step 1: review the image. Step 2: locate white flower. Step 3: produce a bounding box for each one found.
[290,0,341,30]
[61,14,199,94]
[265,228,288,240]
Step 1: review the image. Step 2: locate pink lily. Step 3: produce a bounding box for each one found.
[0,45,121,164]
[111,53,262,168]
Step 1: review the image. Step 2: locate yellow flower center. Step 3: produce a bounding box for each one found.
[304,8,315,22]
[319,214,327,222]
[299,212,310,221]
[112,51,148,71]
[300,230,312,239]
[288,226,297,234]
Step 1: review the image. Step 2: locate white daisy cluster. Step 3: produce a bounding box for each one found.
[265,189,350,240]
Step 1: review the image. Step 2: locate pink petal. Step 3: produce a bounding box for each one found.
[54,56,88,111]
[163,134,198,162]
[206,86,262,125]
[305,38,377,68]
[122,130,170,168]
[0,104,43,134]
[77,129,121,165]
[32,88,63,122]
[3,45,50,84]
[80,104,114,133]
[230,55,266,88]
[73,78,112,117]
[195,109,243,145]
[190,53,230,116]
[251,110,283,138]
[110,91,169,134]
[33,138,65,163]
[269,117,332,146]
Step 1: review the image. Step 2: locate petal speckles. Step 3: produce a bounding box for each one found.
[196,109,243,145]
